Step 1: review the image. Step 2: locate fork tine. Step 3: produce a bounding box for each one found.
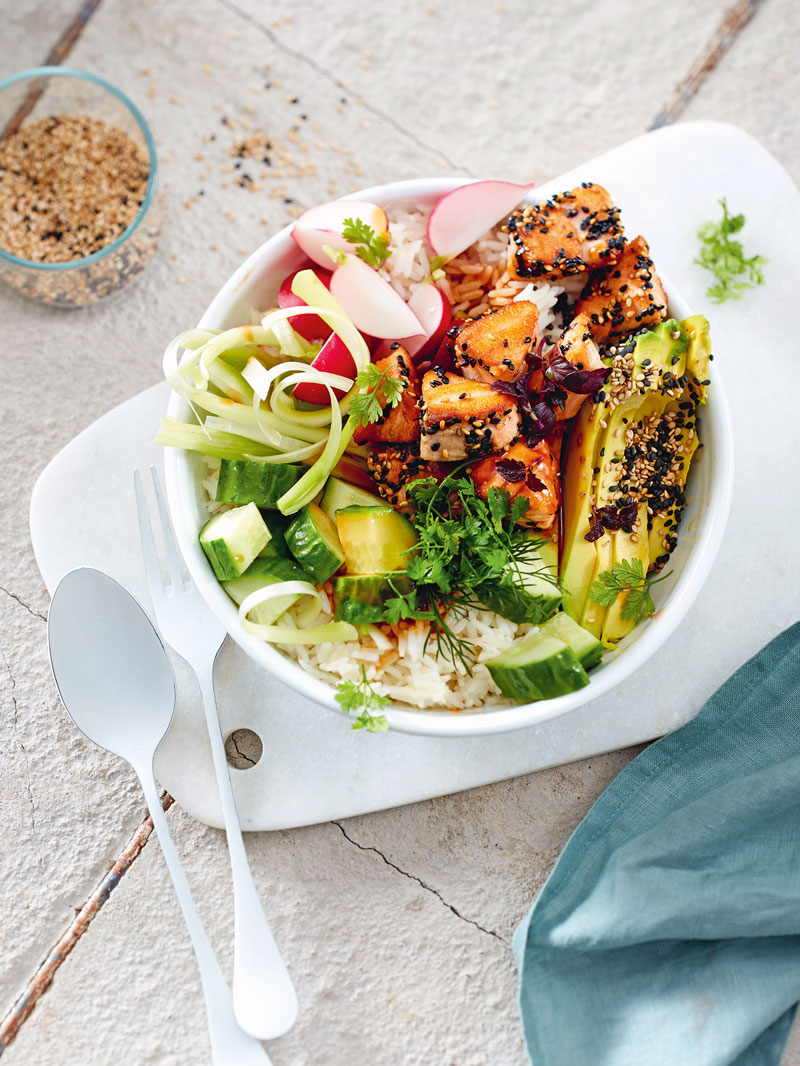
[134,467,167,600]
[149,466,188,587]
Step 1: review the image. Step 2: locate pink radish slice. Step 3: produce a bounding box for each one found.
[329,253,424,339]
[372,283,453,362]
[278,268,333,341]
[427,179,535,260]
[292,332,357,406]
[291,199,389,270]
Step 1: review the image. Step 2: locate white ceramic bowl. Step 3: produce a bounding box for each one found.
[165,177,734,737]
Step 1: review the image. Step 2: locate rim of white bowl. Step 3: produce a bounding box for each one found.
[164,176,735,738]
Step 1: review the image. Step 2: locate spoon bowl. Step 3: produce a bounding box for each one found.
[48,567,175,763]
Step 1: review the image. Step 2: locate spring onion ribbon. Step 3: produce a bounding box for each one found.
[238,580,357,644]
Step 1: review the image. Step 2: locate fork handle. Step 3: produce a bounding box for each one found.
[135,759,273,1066]
[196,661,298,1041]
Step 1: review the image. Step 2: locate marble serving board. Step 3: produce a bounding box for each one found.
[30,122,799,831]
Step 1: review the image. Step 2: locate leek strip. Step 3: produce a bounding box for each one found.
[155,418,277,460]
[203,416,309,452]
[278,386,358,514]
[239,581,357,644]
[198,326,284,379]
[177,389,328,443]
[259,304,370,376]
[206,360,254,404]
[243,440,324,464]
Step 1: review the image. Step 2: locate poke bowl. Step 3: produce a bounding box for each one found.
[162,175,734,737]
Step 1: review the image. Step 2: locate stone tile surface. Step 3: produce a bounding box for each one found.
[1,0,799,1063]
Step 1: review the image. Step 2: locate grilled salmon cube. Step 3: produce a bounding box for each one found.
[366,443,447,513]
[469,438,560,529]
[507,182,625,280]
[419,368,520,461]
[553,312,606,421]
[575,235,668,344]
[450,301,540,383]
[352,345,421,445]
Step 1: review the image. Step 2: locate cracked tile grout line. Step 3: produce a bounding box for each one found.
[215,0,475,177]
[0,587,47,623]
[649,0,767,128]
[0,794,174,1056]
[332,821,507,944]
[0,649,38,856]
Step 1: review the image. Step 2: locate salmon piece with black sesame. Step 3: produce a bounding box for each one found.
[419,368,521,461]
[552,312,607,421]
[449,301,540,383]
[468,439,561,529]
[574,235,668,344]
[366,443,447,513]
[352,345,421,445]
[507,182,625,280]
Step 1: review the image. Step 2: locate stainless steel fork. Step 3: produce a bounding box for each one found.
[134,465,298,1041]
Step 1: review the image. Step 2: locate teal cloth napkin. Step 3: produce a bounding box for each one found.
[514,622,800,1066]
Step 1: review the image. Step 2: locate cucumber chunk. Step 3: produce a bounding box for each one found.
[320,476,383,521]
[216,459,303,508]
[486,634,589,702]
[199,503,269,581]
[257,511,289,558]
[223,557,311,625]
[333,573,412,625]
[285,502,345,582]
[335,505,418,574]
[540,612,604,671]
[480,542,563,625]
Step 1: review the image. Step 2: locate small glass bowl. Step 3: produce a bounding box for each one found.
[0,67,164,308]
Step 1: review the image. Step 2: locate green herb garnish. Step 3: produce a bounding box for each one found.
[342,216,392,269]
[588,558,672,622]
[389,471,560,672]
[349,363,406,428]
[695,199,767,303]
[335,665,390,732]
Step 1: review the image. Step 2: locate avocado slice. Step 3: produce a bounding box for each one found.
[560,319,690,639]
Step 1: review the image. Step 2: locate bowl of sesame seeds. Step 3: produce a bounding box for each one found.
[0,66,163,308]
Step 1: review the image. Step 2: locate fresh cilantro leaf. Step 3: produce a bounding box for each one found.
[335,666,390,733]
[695,199,767,303]
[589,558,671,623]
[350,363,406,427]
[342,216,392,269]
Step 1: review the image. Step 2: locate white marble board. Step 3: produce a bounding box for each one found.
[30,122,800,831]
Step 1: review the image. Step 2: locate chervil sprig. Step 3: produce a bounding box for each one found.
[335,665,390,732]
[588,558,672,622]
[695,199,767,303]
[342,216,392,269]
[349,363,406,427]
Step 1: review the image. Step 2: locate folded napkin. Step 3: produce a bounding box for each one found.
[514,622,800,1066]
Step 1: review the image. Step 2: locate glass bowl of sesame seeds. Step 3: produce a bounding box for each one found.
[0,66,164,308]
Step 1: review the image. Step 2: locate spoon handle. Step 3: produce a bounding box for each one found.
[196,662,299,1040]
[136,760,273,1066]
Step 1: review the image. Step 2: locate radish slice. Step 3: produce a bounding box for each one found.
[291,199,388,270]
[427,179,535,260]
[372,283,453,362]
[293,332,357,406]
[278,269,332,341]
[329,253,424,339]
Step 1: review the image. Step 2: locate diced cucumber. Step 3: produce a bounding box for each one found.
[199,503,269,581]
[333,573,412,625]
[257,511,289,558]
[486,634,589,702]
[320,476,383,521]
[335,505,418,574]
[285,502,346,582]
[223,557,311,625]
[216,459,303,508]
[480,542,563,625]
[540,612,604,671]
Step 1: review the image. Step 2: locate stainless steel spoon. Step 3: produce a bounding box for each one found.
[47,567,272,1066]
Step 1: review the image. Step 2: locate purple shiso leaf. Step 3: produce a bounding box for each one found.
[495,458,526,483]
[584,501,638,542]
[545,351,610,395]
